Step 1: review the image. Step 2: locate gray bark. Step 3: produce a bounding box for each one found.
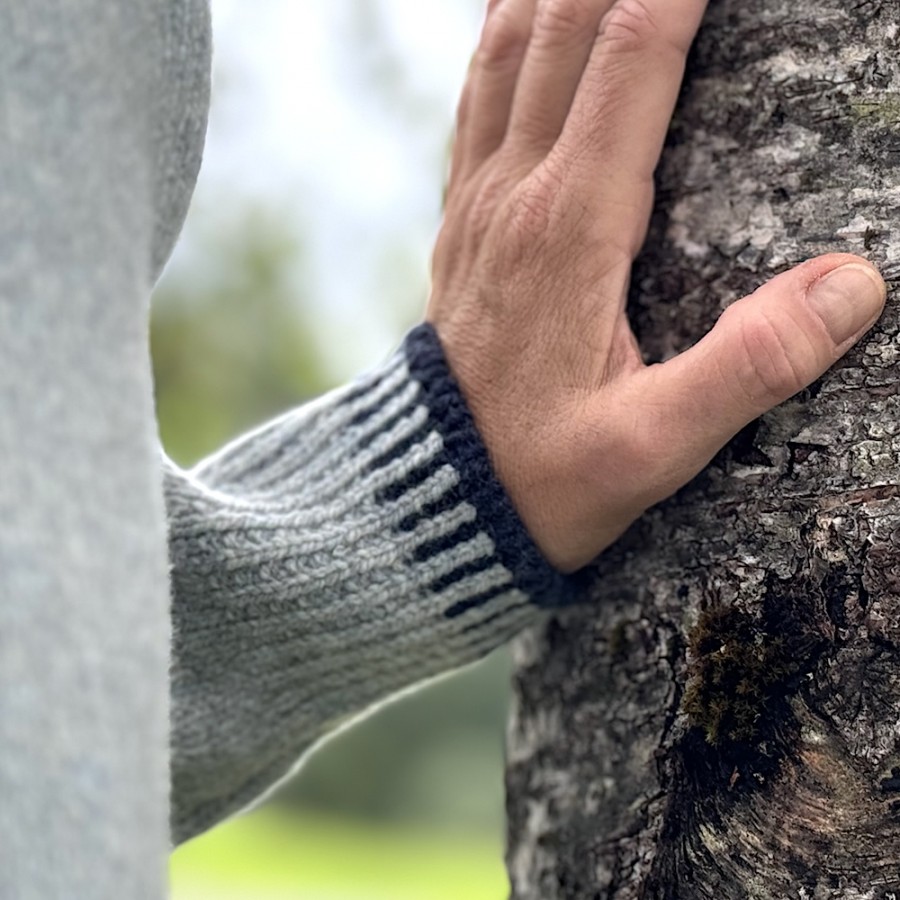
[505,2,900,897]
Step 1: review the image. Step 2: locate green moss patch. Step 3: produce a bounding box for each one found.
[682,605,802,746]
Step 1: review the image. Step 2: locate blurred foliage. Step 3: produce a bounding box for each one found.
[274,650,513,832]
[152,205,330,466]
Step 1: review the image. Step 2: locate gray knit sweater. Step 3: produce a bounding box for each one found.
[1,3,571,897]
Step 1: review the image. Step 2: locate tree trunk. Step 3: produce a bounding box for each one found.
[505,2,900,897]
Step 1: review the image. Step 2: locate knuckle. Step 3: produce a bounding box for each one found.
[729,307,809,406]
[600,0,660,52]
[535,0,597,37]
[478,8,531,72]
[507,162,566,241]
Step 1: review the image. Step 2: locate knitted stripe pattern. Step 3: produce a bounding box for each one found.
[166,323,574,844]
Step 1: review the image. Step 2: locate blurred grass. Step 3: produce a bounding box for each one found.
[170,807,508,900]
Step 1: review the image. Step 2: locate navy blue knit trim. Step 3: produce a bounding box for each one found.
[402,323,578,609]
[444,583,511,618]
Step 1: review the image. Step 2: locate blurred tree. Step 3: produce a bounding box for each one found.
[151,204,329,465]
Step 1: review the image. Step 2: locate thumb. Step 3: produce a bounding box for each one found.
[635,253,886,491]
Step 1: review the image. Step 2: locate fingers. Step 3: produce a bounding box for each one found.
[504,0,616,163]
[454,0,708,231]
[552,0,708,200]
[630,255,887,498]
[451,0,536,185]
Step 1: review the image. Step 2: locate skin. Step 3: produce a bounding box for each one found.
[426,0,888,572]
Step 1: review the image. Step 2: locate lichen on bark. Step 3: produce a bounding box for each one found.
[505,2,900,897]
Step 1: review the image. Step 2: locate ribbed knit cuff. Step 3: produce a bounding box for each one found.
[402,323,576,611]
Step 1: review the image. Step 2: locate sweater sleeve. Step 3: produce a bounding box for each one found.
[167,322,576,844]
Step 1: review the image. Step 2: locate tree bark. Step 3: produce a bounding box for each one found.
[505,2,900,897]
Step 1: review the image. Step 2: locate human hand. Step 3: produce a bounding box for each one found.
[426,0,887,572]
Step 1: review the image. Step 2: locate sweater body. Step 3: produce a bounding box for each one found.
[0,3,210,897]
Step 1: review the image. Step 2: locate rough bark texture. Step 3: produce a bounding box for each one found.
[506,2,900,898]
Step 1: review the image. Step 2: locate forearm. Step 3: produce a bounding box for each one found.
[166,323,574,844]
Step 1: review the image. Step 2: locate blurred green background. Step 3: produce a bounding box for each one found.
[152,1,515,897]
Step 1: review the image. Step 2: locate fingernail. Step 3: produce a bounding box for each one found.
[808,263,886,344]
